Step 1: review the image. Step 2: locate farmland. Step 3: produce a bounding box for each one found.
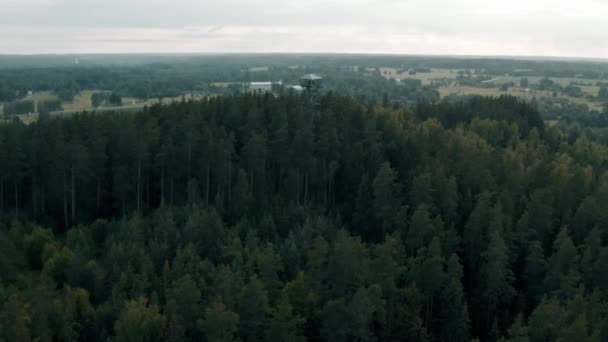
[380,67,462,85]
[6,91,207,124]
[379,66,606,113]
[437,85,605,112]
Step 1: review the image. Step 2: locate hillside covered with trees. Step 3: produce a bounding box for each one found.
[2,92,608,341]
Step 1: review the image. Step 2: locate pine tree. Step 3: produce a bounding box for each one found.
[373,161,400,235]
[266,293,305,342]
[199,301,240,342]
[114,298,166,342]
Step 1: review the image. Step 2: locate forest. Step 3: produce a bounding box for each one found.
[1,90,608,341]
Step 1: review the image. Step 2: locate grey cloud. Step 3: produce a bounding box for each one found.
[0,0,607,57]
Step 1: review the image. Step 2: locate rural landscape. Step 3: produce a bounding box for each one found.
[2,55,607,126]
[1,53,608,341]
[1,0,608,341]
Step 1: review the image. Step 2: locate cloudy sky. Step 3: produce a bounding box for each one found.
[1,0,607,57]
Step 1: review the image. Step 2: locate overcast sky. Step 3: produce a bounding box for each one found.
[1,0,607,57]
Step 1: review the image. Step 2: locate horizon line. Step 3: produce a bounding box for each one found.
[0,51,607,63]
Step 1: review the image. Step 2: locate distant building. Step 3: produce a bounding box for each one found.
[299,74,322,93]
[249,82,273,92]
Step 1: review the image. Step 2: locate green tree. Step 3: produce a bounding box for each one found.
[480,228,514,336]
[199,301,240,342]
[373,161,400,235]
[1,293,32,342]
[544,227,580,298]
[439,254,470,342]
[407,204,435,255]
[266,293,305,342]
[114,298,166,342]
[237,276,270,342]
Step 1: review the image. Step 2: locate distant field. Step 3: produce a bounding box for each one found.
[377,66,605,113]
[496,75,601,87]
[380,67,461,85]
[61,90,149,112]
[380,68,605,98]
[6,91,206,124]
[29,92,58,102]
[438,85,604,112]
[211,82,240,88]
[438,85,550,99]
[249,66,269,72]
[59,90,205,114]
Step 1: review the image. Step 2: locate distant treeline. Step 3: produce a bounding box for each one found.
[0,55,605,103]
[2,99,62,117]
[2,100,34,116]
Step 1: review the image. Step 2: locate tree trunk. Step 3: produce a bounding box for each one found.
[31,174,37,217]
[14,182,18,217]
[187,143,192,181]
[160,165,165,205]
[71,166,76,225]
[137,161,142,212]
[304,172,309,204]
[0,180,4,211]
[324,163,328,207]
[170,178,174,206]
[96,178,101,214]
[227,162,232,201]
[40,187,45,216]
[250,170,254,197]
[63,171,68,227]
[146,179,150,210]
[205,163,210,206]
[425,295,434,333]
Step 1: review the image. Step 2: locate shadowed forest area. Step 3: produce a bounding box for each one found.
[1,91,608,341]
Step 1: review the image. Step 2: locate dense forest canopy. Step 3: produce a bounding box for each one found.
[2,91,608,341]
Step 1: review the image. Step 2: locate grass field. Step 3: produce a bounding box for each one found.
[380,67,463,85]
[211,82,240,88]
[496,75,601,87]
[5,90,206,124]
[59,91,205,113]
[29,92,58,102]
[438,85,604,112]
[249,66,269,72]
[377,66,606,113]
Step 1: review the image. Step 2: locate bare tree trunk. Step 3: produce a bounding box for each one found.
[324,163,328,207]
[304,172,309,204]
[425,295,434,333]
[205,163,210,206]
[160,165,165,205]
[63,171,68,227]
[250,170,254,197]
[31,174,37,217]
[146,179,150,210]
[96,178,101,214]
[41,187,45,216]
[227,162,232,201]
[14,182,18,217]
[187,143,192,182]
[0,180,4,211]
[137,161,142,212]
[170,178,174,206]
[71,166,76,225]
